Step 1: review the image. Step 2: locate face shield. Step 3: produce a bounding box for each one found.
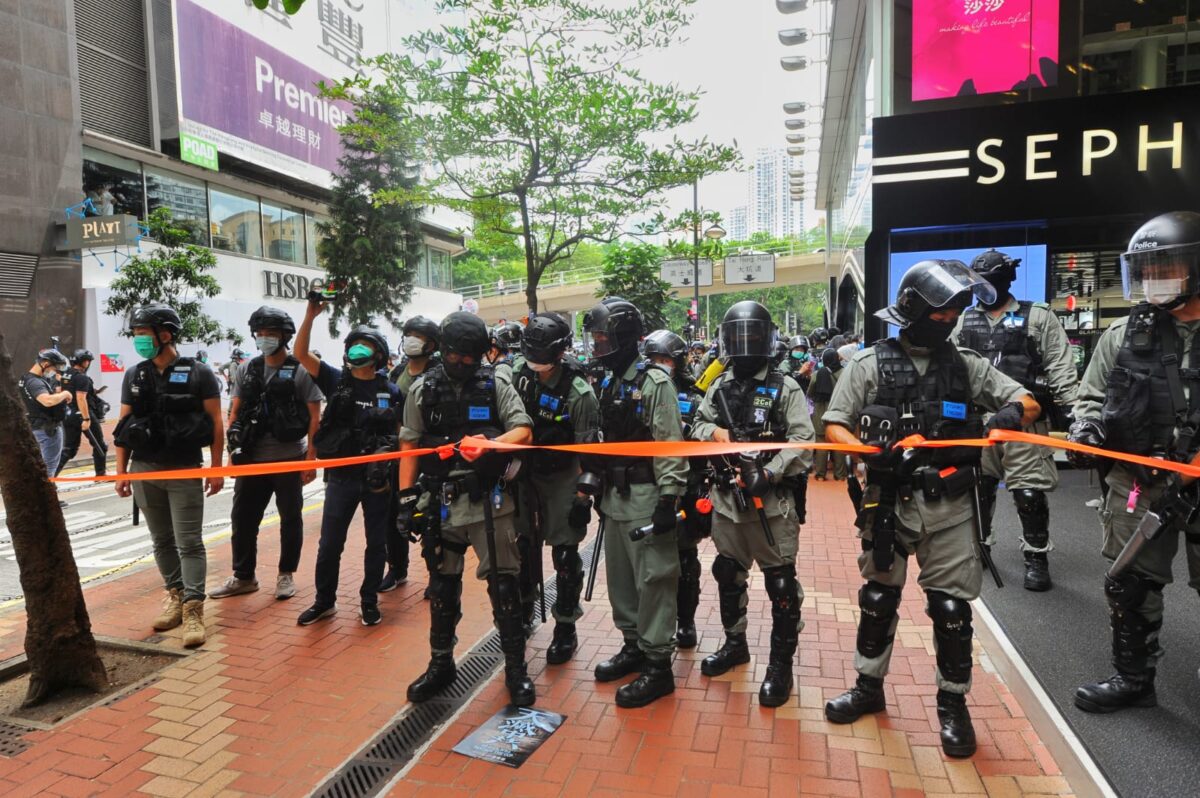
[877,259,996,327]
[719,318,776,359]
[1121,242,1200,307]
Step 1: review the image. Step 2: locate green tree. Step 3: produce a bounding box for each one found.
[104,209,241,345]
[368,0,738,315]
[598,242,674,331]
[317,78,425,334]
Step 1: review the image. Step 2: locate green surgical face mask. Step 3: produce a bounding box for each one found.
[133,334,160,359]
[346,343,374,367]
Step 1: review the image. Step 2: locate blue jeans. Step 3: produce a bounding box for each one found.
[313,472,389,608]
[32,425,63,477]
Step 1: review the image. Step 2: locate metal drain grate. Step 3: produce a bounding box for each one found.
[362,700,455,762]
[0,721,32,757]
[313,761,396,798]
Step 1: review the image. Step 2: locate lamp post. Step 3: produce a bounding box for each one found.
[690,178,726,340]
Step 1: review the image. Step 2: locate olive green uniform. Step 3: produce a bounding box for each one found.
[823,343,1028,693]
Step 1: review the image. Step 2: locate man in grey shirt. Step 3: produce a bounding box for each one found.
[210,307,322,601]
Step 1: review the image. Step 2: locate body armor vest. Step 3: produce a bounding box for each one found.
[313,370,397,459]
[1102,303,1200,460]
[114,358,213,455]
[712,371,789,441]
[958,301,1044,391]
[515,360,579,474]
[873,339,982,468]
[240,356,310,445]
[594,363,656,485]
[418,364,503,479]
[19,373,63,426]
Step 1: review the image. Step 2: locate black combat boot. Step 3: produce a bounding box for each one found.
[676,546,702,649]
[547,545,583,664]
[759,566,803,707]
[490,573,536,707]
[702,555,750,677]
[1074,671,1157,713]
[824,675,886,723]
[546,623,577,665]
[936,690,977,758]
[615,656,674,708]
[1014,489,1052,592]
[407,574,463,702]
[1075,573,1160,713]
[1023,552,1051,592]
[595,640,644,682]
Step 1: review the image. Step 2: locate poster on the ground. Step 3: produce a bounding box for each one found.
[452,706,565,768]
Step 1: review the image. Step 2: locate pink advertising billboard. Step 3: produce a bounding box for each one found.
[912,0,1060,102]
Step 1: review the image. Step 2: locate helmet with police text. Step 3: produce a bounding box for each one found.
[521,312,572,365]
[582,297,644,359]
[343,324,390,369]
[248,305,296,343]
[129,303,182,339]
[37,349,68,370]
[719,301,776,360]
[490,321,523,351]
[643,329,687,373]
[440,312,490,359]
[875,259,996,329]
[403,315,441,348]
[1120,211,1200,309]
[71,348,94,365]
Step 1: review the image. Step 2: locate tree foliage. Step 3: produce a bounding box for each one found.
[364,0,739,314]
[598,241,675,332]
[104,209,241,346]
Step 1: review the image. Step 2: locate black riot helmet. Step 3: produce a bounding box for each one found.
[37,348,69,371]
[248,305,296,344]
[403,315,441,347]
[719,301,776,360]
[521,312,572,365]
[875,259,996,329]
[71,348,94,365]
[1120,211,1200,309]
[490,321,523,352]
[809,327,829,347]
[643,329,688,374]
[583,297,644,361]
[441,312,490,359]
[788,334,809,351]
[129,303,182,340]
[343,324,389,369]
[970,248,1021,307]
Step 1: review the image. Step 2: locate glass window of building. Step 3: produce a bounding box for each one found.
[145,167,208,245]
[306,212,329,267]
[426,247,451,290]
[82,148,144,219]
[209,186,263,258]
[262,201,305,264]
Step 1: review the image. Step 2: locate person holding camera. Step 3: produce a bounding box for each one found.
[293,298,400,627]
[209,307,322,602]
[55,349,110,477]
[113,304,224,648]
[21,348,72,477]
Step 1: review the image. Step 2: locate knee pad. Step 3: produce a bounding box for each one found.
[856,581,901,659]
[1104,571,1161,613]
[1013,489,1048,515]
[763,565,798,601]
[551,544,582,576]
[711,554,746,587]
[926,590,973,684]
[429,573,463,611]
[926,590,972,630]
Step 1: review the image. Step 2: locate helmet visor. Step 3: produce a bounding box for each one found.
[896,260,996,321]
[719,318,775,359]
[1121,242,1200,306]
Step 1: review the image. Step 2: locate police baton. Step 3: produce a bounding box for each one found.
[970,468,1004,589]
[584,513,605,602]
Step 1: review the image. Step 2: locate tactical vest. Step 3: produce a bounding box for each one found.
[240,356,310,445]
[19,373,62,427]
[417,363,503,479]
[594,363,656,488]
[958,301,1044,391]
[313,370,397,459]
[514,360,579,473]
[711,371,789,441]
[1101,303,1200,461]
[873,339,982,468]
[113,358,213,455]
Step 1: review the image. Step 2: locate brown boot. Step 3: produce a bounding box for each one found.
[153,588,184,631]
[181,600,206,648]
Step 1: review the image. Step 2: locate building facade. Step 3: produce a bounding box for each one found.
[746,147,806,240]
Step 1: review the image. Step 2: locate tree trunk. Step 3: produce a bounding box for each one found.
[0,334,106,706]
[516,189,539,316]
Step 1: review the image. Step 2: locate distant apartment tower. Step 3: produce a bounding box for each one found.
[728,206,749,241]
[747,147,804,239]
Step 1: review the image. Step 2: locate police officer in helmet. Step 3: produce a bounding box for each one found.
[22,348,72,476]
[689,302,815,707]
[511,312,599,662]
[114,303,224,648]
[955,249,1079,591]
[583,297,688,707]
[399,312,536,707]
[487,321,523,372]
[294,299,401,627]
[1069,211,1200,713]
[643,329,712,650]
[209,306,322,602]
[821,261,1039,757]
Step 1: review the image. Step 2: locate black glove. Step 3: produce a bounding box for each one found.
[986,401,1025,432]
[1066,418,1105,469]
[568,495,592,530]
[395,490,419,540]
[1149,478,1199,531]
[738,453,771,498]
[861,443,901,472]
[652,495,680,535]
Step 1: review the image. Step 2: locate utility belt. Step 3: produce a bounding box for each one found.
[898,464,974,502]
[29,416,61,432]
[602,460,655,495]
[418,471,502,505]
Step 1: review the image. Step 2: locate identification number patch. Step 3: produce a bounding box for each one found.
[168,372,189,384]
[942,401,967,420]
[469,406,491,420]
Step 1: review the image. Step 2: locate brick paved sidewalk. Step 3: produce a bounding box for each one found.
[0,480,1085,797]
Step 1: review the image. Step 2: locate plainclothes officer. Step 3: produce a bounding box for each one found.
[380,315,442,593]
[399,312,536,707]
[56,349,109,477]
[809,348,848,482]
[955,249,1079,591]
[21,349,71,475]
[1068,211,1200,714]
[486,321,523,373]
[294,299,401,627]
[113,304,224,648]
[582,298,688,708]
[209,307,322,602]
[821,261,1039,758]
[690,302,815,707]
[643,329,711,650]
[510,312,600,662]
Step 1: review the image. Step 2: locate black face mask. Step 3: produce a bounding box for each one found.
[443,360,479,382]
[602,346,639,377]
[732,356,768,378]
[903,317,957,349]
[981,279,1012,310]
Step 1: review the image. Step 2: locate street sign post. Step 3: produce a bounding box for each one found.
[661,258,713,288]
[724,253,776,285]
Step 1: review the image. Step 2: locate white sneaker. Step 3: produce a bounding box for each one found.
[275,572,296,600]
[209,576,259,599]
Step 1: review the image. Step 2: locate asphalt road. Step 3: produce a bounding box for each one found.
[981,468,1200,798]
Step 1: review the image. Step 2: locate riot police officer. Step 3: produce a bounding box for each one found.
[820,261,1039,757]
[294,299,401,627]
[399,312,536,707]
[689,302,814,707]
[56,349,109,477]
[510,312,599,662]
[582,298,688,708]
[809,347,848,482]
[113,303,225,648]
[210,307,322,602]
[22,349,71,475]
[956,249,1079,591]
[487,321,523,372]
[1069,211,1200,713]
[643,329,711,649]
[782,334,814,393]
